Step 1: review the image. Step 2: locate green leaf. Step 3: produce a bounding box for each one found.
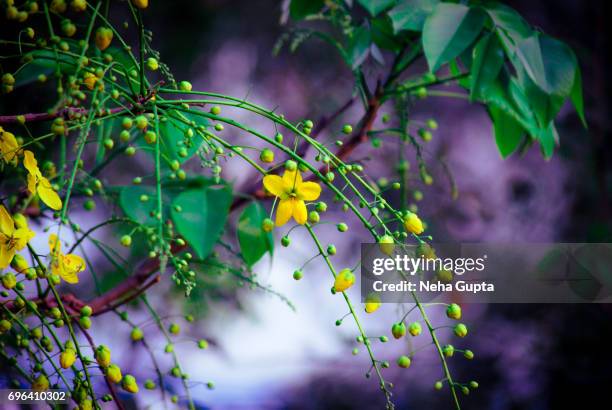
[357,0,396,16]
[159,111,209,163]
[514,34,576,97]
[119,185,168,226]
[470,33,504,101]
[371,15,403,52]
[237,202,274,266]
[14,50,73,87]
[422,3,486,72]
[570,64,587,128]
[538,121,558,160]
[388,0,439,33]
[489,105,524,158]
[171,184,233,259]
[290,0,324,20]
[348,25,372,68]
[484,3,531,43]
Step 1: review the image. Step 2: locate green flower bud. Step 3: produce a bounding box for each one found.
[210,106,221,115]
[391,322,406,339]
[446,303,462,320]
[214,124,224,131]
[408,322,422,337]
[397,355,411,368]
[2,273,17,289]
[303,119,314,129]
[315,202,327,212]
[293,270,303,280]
[106,364,122,384]
[103,138,115,150]
[122,117,133,129]
[168,323,180,335]
[130,327,144,341]
[284,160,297,171]
[120,130,131,142]
[342,124,353,134]
[337,223,348,232]
[120,235,132,247]
[32,374,49,391]
[135,115,148,130]
[327,244,336,255]
[453,323,468,338]
[11,254,29,273]
[179,81,192,91]
[165,343,174,353]
[442,344,454,357]
[274,132,283,143]
[144,379,156,390]
[469,381,479,389]
[308,211,320,224]
[262,218,274,232]
[463,350,474,360]
[281,236,290,247]
[434,381,443,390]
[95,345,111,368]
[144,130,157,144]
[83,199,96,211]
[260,148,274,163]
[197,339,209,349]
[426,119,438,130]
[0,319,12,333]
[81,306,93,318]
[146,57,159,71]
[79,316,92,329]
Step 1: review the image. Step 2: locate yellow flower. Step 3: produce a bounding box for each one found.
[0,126,20,164]
[0,205,35,269]
[23,150,63,210]
[59,348,76,369]
[48,234,86,284]
[263,170,321,226]
[403,212,424,235]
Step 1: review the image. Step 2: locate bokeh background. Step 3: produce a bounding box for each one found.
[2,1,612,409]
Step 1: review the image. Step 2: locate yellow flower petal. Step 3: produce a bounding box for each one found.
[292,199,307,225]
[48,233,61,254]
[0,128,19,164]
[275,198,294,227]
[23,150,40,177]
[0,245,15,270]
[263,175,286,198]
[282,169,302,188]
[297,181,321,201]
[38,178,63,210]
[12,228,35,250]
[0,205,14,235]
[26,173,37,195]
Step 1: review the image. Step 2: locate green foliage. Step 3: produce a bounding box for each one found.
[237,202,274,266]
[171,184,233,259]
[286,0,586,159]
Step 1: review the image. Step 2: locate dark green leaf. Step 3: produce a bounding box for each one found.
[484,3,531,44]
[470,33,504,101]
[237,202,274,266]
[388,0,439,33]
[537,121,558,159]
[570,64,587,128]
[515,34,576,97]
[290,0,324,20]
[371,15,403,52]
[159,110,209,163]
[14,50,73,87]
[422,3,486,72]
[171,184,233,259]
[357,0,396,16]
[489,105,524,158]
[348,25,372,68]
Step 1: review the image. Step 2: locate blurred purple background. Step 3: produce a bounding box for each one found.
[2,1,612,409]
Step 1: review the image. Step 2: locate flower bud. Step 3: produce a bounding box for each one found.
[446,303,461,320]
[32,374,49,391]
[130,327,143,341]
[391,322,406,339]
[11,254,29,274]
[210,106,221,115]
[342,124,352,134]
[1,273,17,289]
[0,319,12,333]
[378,235,395,256]
[132,0,148,9]
[122,374,139,393]
[281,236,290,247]
[308,211,320,224]
[144,379,156,389]
[292,270,303,280]
[79,316,91,329]
[337,223,348,232]
[168,323,180,335]
[106,364,122,384]
[179,81,192,91]
[59,348,76,369]
[146,57,159,71]
[262,218,274,232]
[442,344,454,357]
[95,27,113,51]
[333,269,355,292]
[144,131,157,144]
[453,323,468,338]
[408,322,422,336]
[434,381,443,390]
[463,350,474,360]
[397,355,411,368]
[259,148,274,163]
[364,292,381,314]
[284,160,297,171]
[403,212,424,235]
[95,345,111,368]
[135,115,148,130]
[197,339,209,349]
[120,235,132,247]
